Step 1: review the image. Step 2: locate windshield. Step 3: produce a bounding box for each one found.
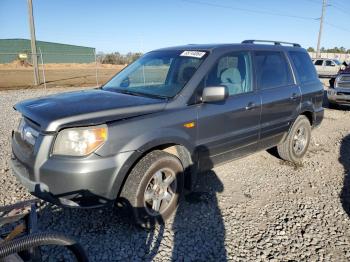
[103,50,207,98]
[334,60,341,65]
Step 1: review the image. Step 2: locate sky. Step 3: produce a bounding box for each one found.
[0,0,350,54]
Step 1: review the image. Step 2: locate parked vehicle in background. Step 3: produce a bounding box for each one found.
[328,65,350,107]
[11,40,324,227]
[313,58,343,77]
[329,61,349,88]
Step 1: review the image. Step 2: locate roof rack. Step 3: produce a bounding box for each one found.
[242,40,301,47]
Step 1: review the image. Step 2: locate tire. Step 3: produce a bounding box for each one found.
[119,150,184,228]
[277,115,311,163]
[328,101,338,109]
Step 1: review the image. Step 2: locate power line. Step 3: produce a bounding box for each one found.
[330,0,348,9]
[182,0,350,45]
[181,0,317,21]
[329,3,350,16]
[304,0,322,5]
[325,21,350,33]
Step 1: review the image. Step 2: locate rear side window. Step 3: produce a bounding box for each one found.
[314,60,323,66]
[255,51,294,90]
[289,51,318,83]
[325,60,333,66]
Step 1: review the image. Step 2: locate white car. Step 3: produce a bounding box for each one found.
[313,58,342,77]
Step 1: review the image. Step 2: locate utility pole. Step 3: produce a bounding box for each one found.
[27,0,39,85]
[316,0,327,58]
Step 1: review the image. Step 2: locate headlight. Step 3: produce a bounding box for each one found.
[335,75,342,88]
[53,125,108,156]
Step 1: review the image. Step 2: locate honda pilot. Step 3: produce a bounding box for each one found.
[11,40,324,226]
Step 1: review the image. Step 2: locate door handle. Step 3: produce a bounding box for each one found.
[290,93,298,100]
[245,102,256,110]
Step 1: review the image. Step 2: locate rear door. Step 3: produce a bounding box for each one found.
[255,50,301,150]
[196,51,261,168]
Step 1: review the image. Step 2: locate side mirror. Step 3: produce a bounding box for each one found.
[202,86,228,103]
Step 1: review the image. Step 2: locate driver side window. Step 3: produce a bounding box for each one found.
[203,52,253,96]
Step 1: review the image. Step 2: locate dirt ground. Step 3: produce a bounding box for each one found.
[0,62,125,89]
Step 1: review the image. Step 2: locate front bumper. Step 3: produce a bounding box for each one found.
[327,88,350,105]
[11,147,135,208]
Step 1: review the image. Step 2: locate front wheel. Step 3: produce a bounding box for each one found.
[119,150,184,228]
[277,115,311,163]
[328,101,339,109]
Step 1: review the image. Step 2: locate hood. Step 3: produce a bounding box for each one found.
[341,66,350,74]
[15,89,167,132]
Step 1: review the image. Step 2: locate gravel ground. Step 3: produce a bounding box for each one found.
[1,86,350,261]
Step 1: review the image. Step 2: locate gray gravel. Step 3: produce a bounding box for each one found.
[1,87,350,261]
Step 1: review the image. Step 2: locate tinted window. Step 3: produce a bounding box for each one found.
[325,60,333,66]
[103,50,206,98]
[289,51,318,83]
[314,60,323,66]
[255,51,294,89]
[203,52,253,96]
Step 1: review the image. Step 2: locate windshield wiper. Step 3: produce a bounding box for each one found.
[114,89,168,100]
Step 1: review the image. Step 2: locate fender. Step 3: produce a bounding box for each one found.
[106,129,197,199]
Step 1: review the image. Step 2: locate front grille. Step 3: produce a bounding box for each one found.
[337,92,350,96]
[337,82,350,88]
[340,75,350,81]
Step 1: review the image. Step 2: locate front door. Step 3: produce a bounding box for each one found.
[314,59,324,76]
[196,51,261,168]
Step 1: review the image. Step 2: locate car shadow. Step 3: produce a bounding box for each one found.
[171,169,227,261]
[35,147,227,261]
[340,134,350,217]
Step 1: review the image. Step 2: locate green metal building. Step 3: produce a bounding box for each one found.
[0,38,95,63]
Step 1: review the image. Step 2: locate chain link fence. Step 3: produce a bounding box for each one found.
[0,51,124,89]
[2,50,348,90]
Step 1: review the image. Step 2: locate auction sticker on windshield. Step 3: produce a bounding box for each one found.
[180,51,206,58]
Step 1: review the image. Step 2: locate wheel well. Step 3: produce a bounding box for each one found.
[301,111,313,126]
[137,143,195,191]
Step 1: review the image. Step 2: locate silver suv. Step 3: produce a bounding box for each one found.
[313,58,342,78]
[328,71,350,107]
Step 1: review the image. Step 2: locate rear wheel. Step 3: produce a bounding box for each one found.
[119,150,184,227]
[277,115,311,163]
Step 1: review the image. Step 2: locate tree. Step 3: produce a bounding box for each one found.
[307,47,315,52]
[101,52,143,65]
